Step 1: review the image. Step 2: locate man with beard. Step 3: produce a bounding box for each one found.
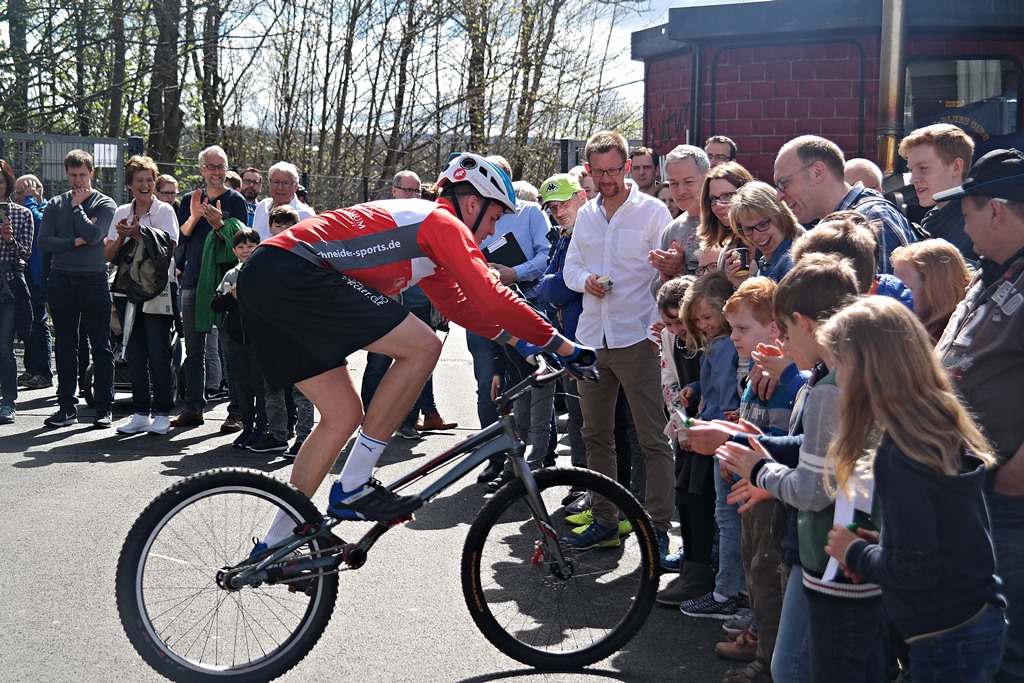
[563,130,676,562]
[240,167,263,227]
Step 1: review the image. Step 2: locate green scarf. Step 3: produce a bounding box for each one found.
[194,217,242,333]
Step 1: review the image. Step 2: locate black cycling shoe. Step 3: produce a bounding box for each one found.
[327,478,422,521]
[476,460,504,483]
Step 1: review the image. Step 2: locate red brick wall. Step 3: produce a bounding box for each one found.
[645,53,694,154]
[643,35,1024,182]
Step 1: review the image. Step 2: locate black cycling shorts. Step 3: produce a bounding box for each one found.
[237,245,410,391]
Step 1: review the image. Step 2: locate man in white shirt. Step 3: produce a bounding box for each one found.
[251,161,315,241]
[563,130,675,559]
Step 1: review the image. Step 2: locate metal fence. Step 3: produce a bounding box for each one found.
[0,132,134,203]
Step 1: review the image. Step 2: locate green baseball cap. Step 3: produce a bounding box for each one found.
[539,173,582,205]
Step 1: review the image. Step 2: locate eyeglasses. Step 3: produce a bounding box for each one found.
[270,179,296,187]
[589,164,626,178]
[696,264,719,275]
[200,163,227,171]
[709,154,733,163]
[738,219,772,236]
[775,163,815,192]
[394,186,422,196]
[157,189,177,199]
[708,191,737,206]
[242,178,262,186]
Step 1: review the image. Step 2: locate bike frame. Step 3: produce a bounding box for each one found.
[236,357,574,587]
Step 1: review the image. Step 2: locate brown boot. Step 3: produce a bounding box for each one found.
[655,562,716,606]
[170,410,205,428]
[416,411,458,431]
[715,625,758,662]
[723,659,772,683]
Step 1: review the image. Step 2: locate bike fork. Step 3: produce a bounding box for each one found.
[510,456,572,573]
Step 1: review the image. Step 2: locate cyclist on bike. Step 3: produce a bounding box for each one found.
[237,152,596,540]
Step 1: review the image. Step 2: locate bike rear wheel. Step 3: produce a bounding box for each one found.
[115,468,339,683]
[462,467,658,669]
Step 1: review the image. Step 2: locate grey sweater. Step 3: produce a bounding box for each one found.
[39,190,116,273]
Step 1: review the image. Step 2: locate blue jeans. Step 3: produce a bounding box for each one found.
[772,565,812,683]
[909,602,1006,683]
[466,329,499,428]
[986,489,1024,682]
[179,288,207,413]
[805,589,887,682]
[114,298,175,415]
[0,292,16,409]
[713,461,746,597]
[48,271,114,412]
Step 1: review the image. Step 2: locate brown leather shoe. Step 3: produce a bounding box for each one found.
[221,413,244,433]
[416,411,458,431]
[715,626,758,662]
[171,410,205,428]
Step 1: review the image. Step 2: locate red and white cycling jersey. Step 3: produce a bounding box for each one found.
[263,197,558,346]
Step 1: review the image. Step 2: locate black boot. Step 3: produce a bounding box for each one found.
[476,460,504,483]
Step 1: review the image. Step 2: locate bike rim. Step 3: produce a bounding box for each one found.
[130,486,329,674]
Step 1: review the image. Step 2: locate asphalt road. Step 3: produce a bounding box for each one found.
[0,328,735,683]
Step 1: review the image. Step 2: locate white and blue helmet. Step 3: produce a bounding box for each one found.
[437,152,517,214]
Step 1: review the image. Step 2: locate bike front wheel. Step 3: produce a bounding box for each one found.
[462,467,659,669]
[115,468,339,683]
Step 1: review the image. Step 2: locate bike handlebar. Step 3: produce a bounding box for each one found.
[493,353,594,416]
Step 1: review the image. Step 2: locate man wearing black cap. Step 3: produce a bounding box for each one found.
[936,147,1024,682]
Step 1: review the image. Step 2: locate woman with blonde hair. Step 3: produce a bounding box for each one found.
[822,296,1005,683]
[725,181,803,284]
[890,239,971,342]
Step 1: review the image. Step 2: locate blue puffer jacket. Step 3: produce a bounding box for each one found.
[536,230,583,341]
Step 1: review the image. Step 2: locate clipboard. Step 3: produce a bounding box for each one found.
[481,231,528,268]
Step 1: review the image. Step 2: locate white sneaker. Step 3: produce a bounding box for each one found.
[117,413,153,434]
[148,415,172,435]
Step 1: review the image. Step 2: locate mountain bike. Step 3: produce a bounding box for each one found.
[115,355,659,682]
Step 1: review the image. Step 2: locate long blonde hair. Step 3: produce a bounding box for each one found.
[819,296,994,492]
[890,240,972,340]
[681,271,733,354]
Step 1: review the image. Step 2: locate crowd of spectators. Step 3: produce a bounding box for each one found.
[1,122,1021,681]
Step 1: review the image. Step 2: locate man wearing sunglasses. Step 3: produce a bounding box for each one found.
[774,135,918,273]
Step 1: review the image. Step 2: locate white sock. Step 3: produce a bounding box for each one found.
[338,431,388,491]
[263,509,299,548]
[713,592,730,603]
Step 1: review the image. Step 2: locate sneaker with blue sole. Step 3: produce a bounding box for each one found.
[562,520,619,550]
[327,478,422,521]
[571,518,633,537]
[662,549,684,573]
